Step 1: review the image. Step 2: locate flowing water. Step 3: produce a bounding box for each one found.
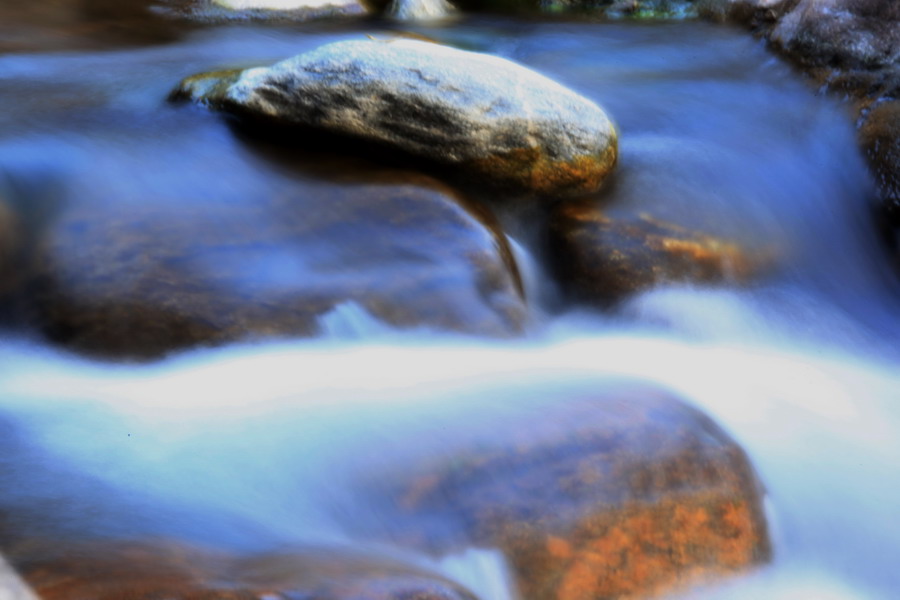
[1,5,899,600]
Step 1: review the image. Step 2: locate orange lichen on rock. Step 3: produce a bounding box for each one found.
[375,385,771,600]
[551,204,773,305]
[507,495,764,600]
[465,140,618,198]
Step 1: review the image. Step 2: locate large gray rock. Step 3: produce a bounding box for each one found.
[167,0,370,23]
[174,39,618,198]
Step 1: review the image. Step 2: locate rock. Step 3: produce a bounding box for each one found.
[371,384,771,600]
[0,0,192,53]
[169,0,370,22]
[29,171,526,359]
[8,539,479,600]
[700,0,900,69]
[767,0,900,70]
[212,0,352,8]
[697,0,794,25]
[549,203,767,306]
[859,100,900,221]
[173,39,618,198]
[0,193,21,299]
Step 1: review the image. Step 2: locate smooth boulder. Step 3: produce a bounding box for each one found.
[370,383,771,600]
[174,39,618,198]
[860,100,900,221]
[28,170,526,359]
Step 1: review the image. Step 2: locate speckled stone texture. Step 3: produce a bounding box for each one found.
[174,39,618,197]
[372,384,771,600]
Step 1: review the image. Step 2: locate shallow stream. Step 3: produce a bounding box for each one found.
[1,7,899,600]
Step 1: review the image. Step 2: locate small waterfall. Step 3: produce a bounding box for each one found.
[435,548,520,600]
[0,553,38,600]
[387,0,456,21]
[318,302,400,339]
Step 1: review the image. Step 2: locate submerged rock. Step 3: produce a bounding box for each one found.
[372,384,771,600]
[29,172,526,359]
[174,39,618,198]
[549,203,767,305]
[9,540,479,600]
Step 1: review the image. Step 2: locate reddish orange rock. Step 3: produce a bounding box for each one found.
[7,539,479,600]
[550,203,770,305]
[375,384,771,600]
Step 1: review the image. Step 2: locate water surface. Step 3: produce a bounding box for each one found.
[1,8,898,600]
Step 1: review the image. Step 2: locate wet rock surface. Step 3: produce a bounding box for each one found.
[0,0,196,53]
[0,194,21,301]
[26,166,525,359]
[449,0,702,18]
[549,203,767,305]
[6,539,479,600]
[174,39,618,198]
[173,0,370,21]
[701,0,900,255]
[372,384,771,600]
[860,100,900,222]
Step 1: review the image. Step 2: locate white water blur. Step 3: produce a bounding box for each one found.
[0,15,898,600]
[388,0,457,21]
[1,284,899,598]
[435,549,520,600]
[0,554,38,600]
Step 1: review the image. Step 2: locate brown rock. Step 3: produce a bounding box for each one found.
[372,384,771,600]
[0,194,21,299]
[29,171,526,359]
[0,0,194,53]
[8,539,479,600]
[767,0,900,70]
[859,100,900,219]
[549,203,768,306]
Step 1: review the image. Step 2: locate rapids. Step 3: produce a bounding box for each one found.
[1,7,899,600]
